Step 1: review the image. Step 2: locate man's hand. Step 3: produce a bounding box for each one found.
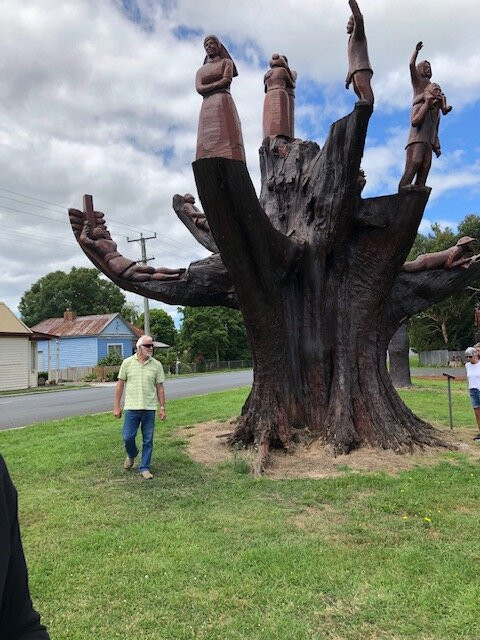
[158,407,166,420]
[113,407,122,419]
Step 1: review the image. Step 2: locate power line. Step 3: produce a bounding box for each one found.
[0,186,201,254]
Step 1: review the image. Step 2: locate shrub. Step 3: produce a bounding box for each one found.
[98,352,123,366]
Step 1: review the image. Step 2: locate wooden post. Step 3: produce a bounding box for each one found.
[83,194,96,230]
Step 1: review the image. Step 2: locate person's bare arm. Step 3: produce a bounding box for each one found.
[114,380,125,418]
[156,383,166,420]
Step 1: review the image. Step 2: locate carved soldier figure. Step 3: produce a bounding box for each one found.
[345,0,374,104]
[402,236,476,272]
[196,35,245,161]
[263,53,297,139]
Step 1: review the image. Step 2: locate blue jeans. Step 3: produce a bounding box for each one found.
[122,410,156,472]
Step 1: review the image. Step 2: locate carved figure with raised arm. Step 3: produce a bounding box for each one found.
[263,53,297,139]
[196,35,245,161]
[409,41,452,114]
[398,82,446,189]
[345,0,374,104]
[402,236,476,272]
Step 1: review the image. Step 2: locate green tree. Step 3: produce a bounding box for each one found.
[408,217,480,351]
[138,308,177,346]
[178,307,250,363]
[457,213,480,239]
[19,267,126,326]
[121,301,141,325]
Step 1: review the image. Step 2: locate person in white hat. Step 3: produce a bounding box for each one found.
[464,347,480,440]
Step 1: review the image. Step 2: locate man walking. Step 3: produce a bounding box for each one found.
[114,335,166,479]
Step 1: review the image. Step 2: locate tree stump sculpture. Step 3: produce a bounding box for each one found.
[68,15,480,471]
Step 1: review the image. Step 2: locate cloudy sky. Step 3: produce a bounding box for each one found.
[0,0,479,324]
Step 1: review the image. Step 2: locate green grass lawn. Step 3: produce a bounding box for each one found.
[1,382,479,639]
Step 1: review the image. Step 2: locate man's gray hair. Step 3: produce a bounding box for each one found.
[136,335,153,349]
[465,347,477,357]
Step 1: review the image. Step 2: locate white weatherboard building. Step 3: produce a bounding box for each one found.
[0,302,52,391]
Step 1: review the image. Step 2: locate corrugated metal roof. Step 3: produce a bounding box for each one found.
[126,321,144,338]
[32,313,119,337]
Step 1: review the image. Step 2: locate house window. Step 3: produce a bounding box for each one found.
[108,344,123,358]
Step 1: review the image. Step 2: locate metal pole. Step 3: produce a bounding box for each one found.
[127,232,156,336]
[442,372,455,429]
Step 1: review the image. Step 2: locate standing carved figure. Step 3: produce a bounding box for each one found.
[398,83,444,189]
[263,53,297,139]
[409,41,452,114]
[196,35,245,161]
[399,42,452,190]
[345,0,374,104]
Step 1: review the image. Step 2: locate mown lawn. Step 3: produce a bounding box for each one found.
[1,382,479,639]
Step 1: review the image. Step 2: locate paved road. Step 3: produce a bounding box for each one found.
[0,370,253,430]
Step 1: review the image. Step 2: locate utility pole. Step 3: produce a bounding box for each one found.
[127,232,156,335]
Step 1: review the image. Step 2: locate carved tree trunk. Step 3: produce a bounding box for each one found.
[193,104,445,468]
[71,103,480,470]
[388,323,412,388]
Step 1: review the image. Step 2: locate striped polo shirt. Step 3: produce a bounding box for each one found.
[118,354,165,410]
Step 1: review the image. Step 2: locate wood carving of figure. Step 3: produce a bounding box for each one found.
[409,41,452,114]
[402,236,476,272]
[357,167,366,194]
[183,193,210,232]
[263,53,297,139]
[398,82,446,189]
[345,0,374,104]
[196,35,245,161]
[475,307,480,330]
[78,220,185,281]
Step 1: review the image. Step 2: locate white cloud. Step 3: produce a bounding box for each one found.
[0,0,478,320]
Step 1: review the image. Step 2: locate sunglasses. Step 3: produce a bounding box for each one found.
[142,343,154,348]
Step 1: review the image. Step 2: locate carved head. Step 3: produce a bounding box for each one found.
[346,16,354,34]
[270,53,287,68]
[184,193,195,204]
[202,35,238,76]
[92,226,110,240]
[417,60,432,79]
[456,236,476,248]
[204,35,220,58]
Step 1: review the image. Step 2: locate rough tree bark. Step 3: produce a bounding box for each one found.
[69,102,480,470]
[388,324,412,388]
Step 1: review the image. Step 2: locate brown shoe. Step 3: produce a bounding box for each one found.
[141,470,153,480]
[124,456,135,469]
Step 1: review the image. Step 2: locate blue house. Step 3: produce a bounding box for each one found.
[32,311,137,370]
